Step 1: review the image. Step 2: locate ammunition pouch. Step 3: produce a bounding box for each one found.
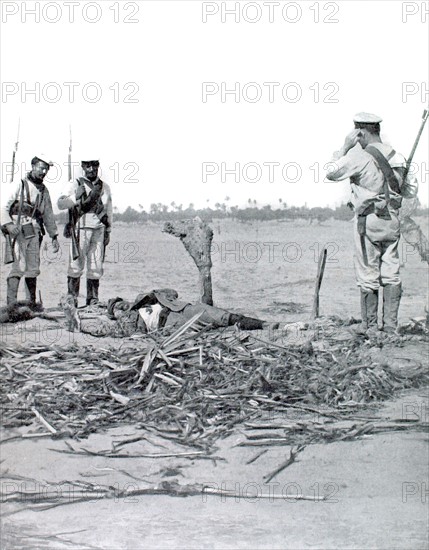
[357,196,399,237]
[64,222,72,239]
[99,213,110,230]
[64,205,79,238]
[21,222,36,239]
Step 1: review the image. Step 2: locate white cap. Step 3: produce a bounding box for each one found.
[79,155,100,163]
[33,153,54,166]
[353,112,383,124]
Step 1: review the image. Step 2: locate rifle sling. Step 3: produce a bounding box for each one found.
[16,181,25,226]
[365,145,401,201]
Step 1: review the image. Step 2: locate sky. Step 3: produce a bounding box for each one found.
[1,0,428,212]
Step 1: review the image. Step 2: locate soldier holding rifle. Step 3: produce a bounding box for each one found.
[326,112,421,334]
[58,156,113,306]
[1,154,60,305]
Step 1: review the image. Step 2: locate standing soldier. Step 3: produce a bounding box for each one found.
[57,157,112,306]
[1,155,60,305]
[326,113,418,334]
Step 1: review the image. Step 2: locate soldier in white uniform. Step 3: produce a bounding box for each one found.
[1,154,59,305]
[57,157,112,306]
[326,113,418,333]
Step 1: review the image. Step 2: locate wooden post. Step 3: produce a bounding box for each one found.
[311,247,327,319]
[163,217,214,305]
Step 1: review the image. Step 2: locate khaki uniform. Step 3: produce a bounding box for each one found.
[328,143,417,292]
[1,175,58,279]
[57,177,113,281]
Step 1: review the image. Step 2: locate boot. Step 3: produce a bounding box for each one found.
[229,314,279,331]
[360,289,379,333]
[6,277,20,306]
[67,276,80,307]
[86,279,99,306]
[92,279,99,302]
[382,284,402,333]
[25,277,37,306]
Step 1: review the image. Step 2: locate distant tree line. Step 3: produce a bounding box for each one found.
[55,200,429,225]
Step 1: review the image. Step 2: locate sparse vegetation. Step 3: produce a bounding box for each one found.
[55,203,428,225]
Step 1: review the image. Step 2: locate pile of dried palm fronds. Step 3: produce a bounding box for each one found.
[1,315,427,447]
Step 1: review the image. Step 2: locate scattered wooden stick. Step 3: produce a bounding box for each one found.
[203,487,325,502]
[245,449,268,465]
[263,445,306,483]
[31,407,57,434]
[50,447,223,460]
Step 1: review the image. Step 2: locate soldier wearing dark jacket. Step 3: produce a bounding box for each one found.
[106,289,278,335]
[72,288,278,337]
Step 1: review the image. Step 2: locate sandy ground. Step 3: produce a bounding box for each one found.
[1,219,428,548]
[1,385,428,549]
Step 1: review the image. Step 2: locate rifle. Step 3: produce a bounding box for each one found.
[66,125,80,260]
[3,119,20,264]
[399,108,429,263]
[403,108,429,184]
[10,118,20,183]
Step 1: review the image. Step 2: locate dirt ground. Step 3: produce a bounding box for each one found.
[1,219,428,549]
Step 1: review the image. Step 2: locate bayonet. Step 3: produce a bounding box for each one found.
[10,118,20,183]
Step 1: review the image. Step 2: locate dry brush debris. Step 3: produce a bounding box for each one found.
[1,316,427,451]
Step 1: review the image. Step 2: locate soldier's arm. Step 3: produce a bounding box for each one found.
[0,182,21,230]
[57,180,78,210]
[326,147,364,181]
[41,190,59,239]
[326,130,364,181]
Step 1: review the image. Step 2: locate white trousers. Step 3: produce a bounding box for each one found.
[353,214,401,291]
[68,227,105,280]
[8,229,41,279]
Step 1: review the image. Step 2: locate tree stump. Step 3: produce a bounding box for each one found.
[163,217,214,305]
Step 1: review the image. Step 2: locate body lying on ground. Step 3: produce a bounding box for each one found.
[63,288,279,337]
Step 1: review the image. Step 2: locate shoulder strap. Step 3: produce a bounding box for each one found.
[16,180,25,224]
[24,178,31,203]
[365,145,401,199]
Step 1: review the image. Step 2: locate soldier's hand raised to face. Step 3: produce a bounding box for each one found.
[342,129,361,154]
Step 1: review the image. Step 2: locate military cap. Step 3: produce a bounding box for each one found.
[80,154,100,163]
[353,112,383,124]
[33,153,53,166]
